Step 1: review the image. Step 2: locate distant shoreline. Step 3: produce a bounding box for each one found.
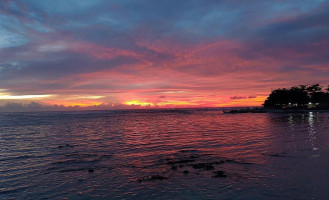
[223,107,329,114]
[0,106,257,113]
[1,107,329,114]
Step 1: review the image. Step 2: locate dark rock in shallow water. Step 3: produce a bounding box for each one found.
[212,171,227,178]
[137,175,168,182]
[268,153,288,158]
[88,169,94,173]
[183,170,189,174]
[190,163,214,170]
[58,144,74,148]
[171,166,177,170]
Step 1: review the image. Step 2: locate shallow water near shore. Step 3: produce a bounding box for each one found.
[1,109,329,199]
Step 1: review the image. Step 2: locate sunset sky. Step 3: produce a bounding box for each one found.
[0,0,328,108]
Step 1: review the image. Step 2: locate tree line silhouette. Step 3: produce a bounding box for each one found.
[264,84,329,109]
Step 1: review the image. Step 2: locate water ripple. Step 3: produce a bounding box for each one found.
[1,110,329,199]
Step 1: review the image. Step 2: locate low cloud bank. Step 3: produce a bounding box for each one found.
[0,102,153,112]
[230,96,257,100]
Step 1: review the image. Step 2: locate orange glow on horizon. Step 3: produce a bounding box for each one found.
[39,96,266,108]
[157,100,199,106]
[42,99,104,107]
[124,100,154,106]
[33,94,268,108]
[216,96,267,107]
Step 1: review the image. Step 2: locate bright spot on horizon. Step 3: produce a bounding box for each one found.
[125,101,154,106]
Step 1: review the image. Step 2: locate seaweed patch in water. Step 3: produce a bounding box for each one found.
[212,170,227,178]
[137,175,168,182]
[190,163,215,170]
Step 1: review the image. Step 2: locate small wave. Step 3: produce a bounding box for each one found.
[0,185,29,195]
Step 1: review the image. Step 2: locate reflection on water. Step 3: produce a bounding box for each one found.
[308,112,318,152]
[1,110,329,199]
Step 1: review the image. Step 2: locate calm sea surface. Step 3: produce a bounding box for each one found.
[1,109,329,199]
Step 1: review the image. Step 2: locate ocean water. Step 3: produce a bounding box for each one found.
[1,109,329,199]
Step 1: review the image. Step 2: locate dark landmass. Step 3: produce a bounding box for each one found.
[264,84,329,110]
[223,108,267,114]
[225,84,329,113]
